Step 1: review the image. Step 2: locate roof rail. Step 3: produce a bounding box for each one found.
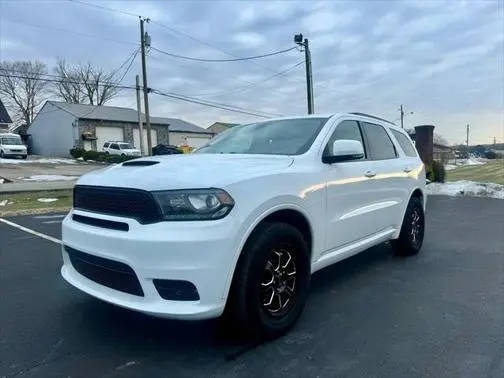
[349,112,396,126]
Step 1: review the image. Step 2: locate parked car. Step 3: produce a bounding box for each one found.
[152,144,183,155]
[102,141,141,156]
[0,133,27,159]
[62,113,426,338]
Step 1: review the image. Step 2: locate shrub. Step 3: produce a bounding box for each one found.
[69,148,86,159]
[82,150,107,162]
[426,160,446,183]
[103,154,135,164]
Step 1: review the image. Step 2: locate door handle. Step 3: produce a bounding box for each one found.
[364,170,376,178]
[403,166,413,173]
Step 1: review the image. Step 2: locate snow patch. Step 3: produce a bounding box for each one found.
[426,180,504,200]
[0,178,4,184]
[0,200,8,206]
[22,175,78,182]
[37,198,59,203]
[0,158,77,164]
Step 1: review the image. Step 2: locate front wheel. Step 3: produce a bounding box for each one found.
[225,222,311,339]
[392,197,425,256]
[0,150,4,158]
[22,155,27,160]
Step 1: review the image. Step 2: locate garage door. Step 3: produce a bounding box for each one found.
[133,129,158,154]
[186,136,210,148]
[96,127,124,152]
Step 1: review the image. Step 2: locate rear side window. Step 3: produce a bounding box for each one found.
[324,120,366,159]
[391,129,417,157]
[361,122,397,160]
[110,143,119,150]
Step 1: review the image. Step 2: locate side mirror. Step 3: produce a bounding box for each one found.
[323,139,364,164]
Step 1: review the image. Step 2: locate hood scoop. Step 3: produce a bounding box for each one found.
[122,160,159,167]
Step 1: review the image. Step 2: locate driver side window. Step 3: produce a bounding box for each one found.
[324,120,366,159]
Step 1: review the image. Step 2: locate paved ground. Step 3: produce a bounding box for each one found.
[0,156,103,193]
[1,196,503,378]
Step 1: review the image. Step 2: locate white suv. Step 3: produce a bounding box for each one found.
[62,113,425,338]
[102,141,141,156]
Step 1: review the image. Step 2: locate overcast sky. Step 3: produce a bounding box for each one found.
[0,0,502,144]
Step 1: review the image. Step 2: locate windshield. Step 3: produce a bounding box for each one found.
[1,137,23,145]
[196,118,328,155]
[118,143,134,149]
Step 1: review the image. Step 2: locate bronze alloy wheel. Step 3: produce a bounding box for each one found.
[260,248,297,317]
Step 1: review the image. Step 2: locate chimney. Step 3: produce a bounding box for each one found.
[414,125,435,165]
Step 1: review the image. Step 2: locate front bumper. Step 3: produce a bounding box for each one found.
[61,209,238,320]
[2,150,27,157]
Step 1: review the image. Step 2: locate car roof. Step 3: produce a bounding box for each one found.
[258,113,401,130]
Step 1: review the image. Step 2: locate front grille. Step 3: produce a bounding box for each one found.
[73,185,161,224]
[66,246,143,296]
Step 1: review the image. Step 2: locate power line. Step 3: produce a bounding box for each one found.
[186,60,305,98]
[150,89,275,119]
[67,0,141,18]
[0,72,279,119]
[2,17,138,46]
[149,46,297,63]
[0,73,137,90]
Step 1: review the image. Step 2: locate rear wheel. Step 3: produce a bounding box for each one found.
[225,222,310,339]
[392,196,425,256]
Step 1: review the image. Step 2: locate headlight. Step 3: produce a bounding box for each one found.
[152,189,234,221]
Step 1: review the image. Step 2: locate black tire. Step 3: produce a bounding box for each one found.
[105,151,110,155]
[0,150,4,158]
[22,155,27,160]
[225,222,311,339]
[392,197,425,256]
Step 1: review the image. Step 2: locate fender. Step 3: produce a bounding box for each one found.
[221,202,316,300]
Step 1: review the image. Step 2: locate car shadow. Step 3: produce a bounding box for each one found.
[67,242,397,364]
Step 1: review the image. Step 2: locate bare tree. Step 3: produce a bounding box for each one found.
[53,59,120,106]
[53,58,84,104]
[0,61,48,125]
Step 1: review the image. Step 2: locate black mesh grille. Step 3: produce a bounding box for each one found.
[66,246,144,296]
[73,185,161,224]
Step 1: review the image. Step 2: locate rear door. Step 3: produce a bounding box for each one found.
[360,122,405,231]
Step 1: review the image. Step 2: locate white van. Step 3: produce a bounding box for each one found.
[0,133,27,159]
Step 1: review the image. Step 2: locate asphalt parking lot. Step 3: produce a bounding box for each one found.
[1,195,503,378]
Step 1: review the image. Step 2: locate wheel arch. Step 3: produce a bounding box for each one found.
[222,204,314,300]
[393,186,426,239]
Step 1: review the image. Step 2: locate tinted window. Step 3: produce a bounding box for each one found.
[361,122,397,160]
[103,143,109,148]
[324,120,365,159]
[196,118,328,155]
[110,143,119,150]
[391,129,417,157]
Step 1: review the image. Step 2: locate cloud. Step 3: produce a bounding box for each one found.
[0,0,501,144]
[232,32,266,49]
[301,9,359,33]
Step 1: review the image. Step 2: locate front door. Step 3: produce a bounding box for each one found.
[324,120,381,251]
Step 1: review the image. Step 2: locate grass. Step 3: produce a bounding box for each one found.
[446,160,504,185]
[0,190,72,216]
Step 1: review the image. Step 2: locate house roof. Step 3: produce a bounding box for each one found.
[209,122,239,129]
[0,99,12,124]
[46,101,212,134]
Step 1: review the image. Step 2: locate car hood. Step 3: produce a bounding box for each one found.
[77,153,294,190]
[3,144,26,149]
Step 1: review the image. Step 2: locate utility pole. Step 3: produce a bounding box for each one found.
[400,104,404,129]
[294,34,314,114]
[135,75,145,156]
[140,17,152,155]
[466,124,470,158]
